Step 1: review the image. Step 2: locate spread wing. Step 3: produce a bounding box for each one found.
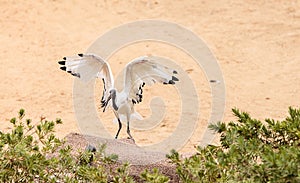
[123,56,179,105]
[58,53,114,111]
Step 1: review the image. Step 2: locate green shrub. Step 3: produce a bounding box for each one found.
[4,107,299,182]
[0,109,171,182]
[168,107,300,183]
[140,168,170,183]
[0,109,118,182]
[0,109,63,182]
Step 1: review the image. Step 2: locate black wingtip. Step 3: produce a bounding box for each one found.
[60,66,66,71]
[173,70,178,74]
[168,80,175,85]
[58,61,65,65]
[71,73,80,78]
[78,53,83,57]
[172,76,179,81]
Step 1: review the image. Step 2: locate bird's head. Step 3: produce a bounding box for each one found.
[102,88,117,112]
[109,89,117,99]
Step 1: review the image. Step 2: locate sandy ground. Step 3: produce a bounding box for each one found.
[1,0,300,154]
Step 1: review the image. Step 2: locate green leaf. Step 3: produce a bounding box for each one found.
[19,109,25,119]
[10,117,16,125]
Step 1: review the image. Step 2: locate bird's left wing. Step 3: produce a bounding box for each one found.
[58,53,114,111]
[123,56,179,105]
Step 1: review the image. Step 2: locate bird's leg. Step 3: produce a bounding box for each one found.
[115,118,122,139]
[127,121,135,142]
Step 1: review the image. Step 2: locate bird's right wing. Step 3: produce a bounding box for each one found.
[58,53,114,111]
[123,56,179,105]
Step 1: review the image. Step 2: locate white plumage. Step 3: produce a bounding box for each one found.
[59,53,179,141]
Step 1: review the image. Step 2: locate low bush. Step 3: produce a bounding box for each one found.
[0,109,168,182]
[168,107,300,183]
[2,107,299,182]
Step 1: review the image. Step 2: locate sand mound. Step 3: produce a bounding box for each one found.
[63,133,179,182]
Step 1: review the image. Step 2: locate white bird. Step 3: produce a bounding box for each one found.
[58,53,179,141]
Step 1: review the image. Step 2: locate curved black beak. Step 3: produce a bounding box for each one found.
[103,94,112,112]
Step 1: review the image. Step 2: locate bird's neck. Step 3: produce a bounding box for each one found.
[111,96,118,111]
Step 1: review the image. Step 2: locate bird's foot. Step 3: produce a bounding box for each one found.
[127,136,135,143]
